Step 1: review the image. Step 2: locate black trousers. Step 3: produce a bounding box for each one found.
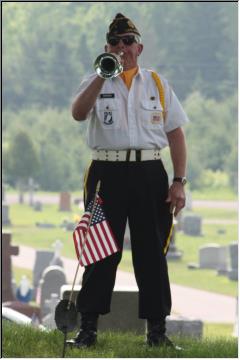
[76,159,173,319]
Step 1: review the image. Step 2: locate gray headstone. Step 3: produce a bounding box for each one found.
[2,203,11,225]
[49,240,64,267]
[33,250,54,298]
[167,222,183,260]
[199,243,229,270]
[38,266,67,317]
[228,242,238,281]
[61,285,203,337]
[182,214,202,236]
[61,285,144,333]
[166,316,203,338]
[35,222,55,228]
[34,201,42,212]
[59,192,71,211]
[42,293,60,329]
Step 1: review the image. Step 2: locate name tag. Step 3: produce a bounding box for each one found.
[100,93,115,99]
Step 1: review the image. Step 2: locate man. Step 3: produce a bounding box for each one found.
[68,13,188,349]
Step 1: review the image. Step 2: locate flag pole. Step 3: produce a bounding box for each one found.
[67,180,101,310]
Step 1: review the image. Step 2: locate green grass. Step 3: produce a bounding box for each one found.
[204,323,235,338]
[193,208,238,221]
[4,203,238,297]
[2,321,238,358]
[191,187,237,201]
[7,203,83,226]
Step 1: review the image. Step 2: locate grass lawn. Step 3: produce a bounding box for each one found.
[191,187,237,201]
[193,208,238,221]
[2,321,238,358]
[4,201,238,297]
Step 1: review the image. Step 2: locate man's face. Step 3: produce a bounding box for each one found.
[105,32,143,71]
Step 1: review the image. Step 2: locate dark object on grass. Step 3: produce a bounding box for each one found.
[55,299,77,357]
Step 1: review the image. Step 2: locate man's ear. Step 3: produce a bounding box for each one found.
[104,44,109,52]
[137,44,143,56]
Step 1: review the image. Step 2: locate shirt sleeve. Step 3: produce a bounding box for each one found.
[163,79,189,133]
[72,73,97,119]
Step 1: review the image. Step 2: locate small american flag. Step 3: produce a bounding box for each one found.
[73,195,119,266]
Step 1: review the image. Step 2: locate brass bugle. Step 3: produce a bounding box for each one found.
[94,52,123,79]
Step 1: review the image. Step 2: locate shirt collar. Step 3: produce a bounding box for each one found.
[136,66,144,81]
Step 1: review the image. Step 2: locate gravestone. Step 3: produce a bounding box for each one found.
[199,243,229,270]
[165,315,203,338]
[167,219,182,260]
[33,250,55,298]
[34,201,43,212]
[2,231,19,301]
[182,214,202,236]
[38,265,67,317]
[62,285,145,333]
[228,242,238,281]
[2,203,11,226]
[36,222,56,228]
[42,293,60,329]
[28,177,38,206]
[59,192,71,211]
[61,285,203,337]
[49,239,64,267]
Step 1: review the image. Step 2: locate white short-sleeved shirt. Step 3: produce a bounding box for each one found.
[76,67,189,150]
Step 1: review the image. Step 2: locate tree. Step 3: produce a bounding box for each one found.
[7,130,40,203]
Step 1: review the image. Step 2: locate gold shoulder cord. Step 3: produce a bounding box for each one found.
[151,71,166,122]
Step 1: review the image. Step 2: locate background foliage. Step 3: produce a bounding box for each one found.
[3,2,237,192]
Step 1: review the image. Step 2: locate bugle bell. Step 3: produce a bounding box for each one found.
[94,52,123,79]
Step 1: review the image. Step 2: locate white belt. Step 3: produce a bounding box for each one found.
[92,149,161,162]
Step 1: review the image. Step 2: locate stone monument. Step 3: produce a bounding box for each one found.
[28,177,38,207]
[2,231,19,302]
[228,242,238,281]
[59,192,71,211]
[49,239,64,267]
[2,203,11,226]
[182,214,202,236]
[33,250,55,298]
[199,243,229,271]
[167,219,183,260]
[42,293,60,329]
[38,265,67,317]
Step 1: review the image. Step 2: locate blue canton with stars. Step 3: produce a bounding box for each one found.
[86,198,106,225]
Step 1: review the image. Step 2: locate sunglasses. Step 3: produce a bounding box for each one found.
[108,35,140,46]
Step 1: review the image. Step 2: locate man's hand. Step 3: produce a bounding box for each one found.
[165,182,186,217]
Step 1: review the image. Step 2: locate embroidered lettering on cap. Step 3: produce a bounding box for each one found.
[100,93,115,99]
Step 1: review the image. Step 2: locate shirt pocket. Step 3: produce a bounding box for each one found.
[96,99,120,129]
[140,100,164,129]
